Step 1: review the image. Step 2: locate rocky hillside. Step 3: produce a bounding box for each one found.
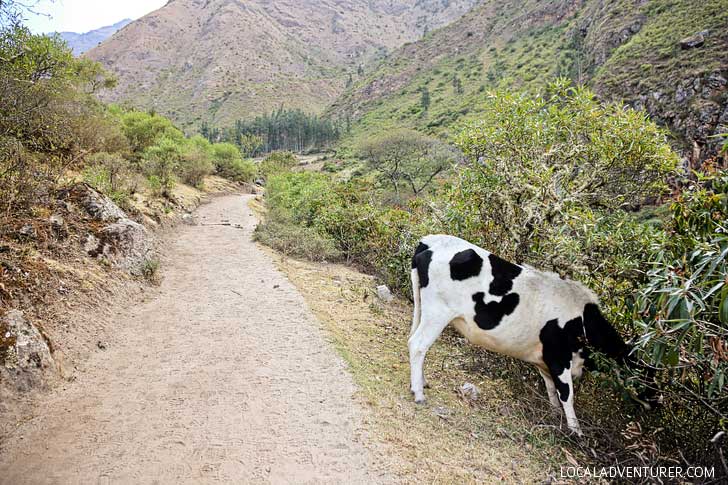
[333,0,728,162]
[86,0,479,131]
[60,19,132,55]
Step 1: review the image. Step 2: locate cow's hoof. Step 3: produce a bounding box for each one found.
[414,398,426,405]
[424,381,430,389]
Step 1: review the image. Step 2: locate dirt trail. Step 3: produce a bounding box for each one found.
[0,195,392,484]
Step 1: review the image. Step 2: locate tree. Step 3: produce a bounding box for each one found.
[452,79,679,262]
[419,87,430,112]
[0,19,117,214]
[452,75,463,95]
[358,130,459,202]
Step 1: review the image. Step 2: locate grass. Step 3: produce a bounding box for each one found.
[336,0,727,154]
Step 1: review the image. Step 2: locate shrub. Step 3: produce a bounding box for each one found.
[178,135,214,187]
[141,136,182,194]
[258,151,298,180]
[211,143,255,183]
[82,152,138,207]
[253,221,341,262]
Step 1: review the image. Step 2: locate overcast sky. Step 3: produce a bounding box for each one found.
[23,0,167,34]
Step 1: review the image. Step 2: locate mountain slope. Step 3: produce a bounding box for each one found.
[86,0,479,130]
[60,19,132,56]
[333,0,728,161]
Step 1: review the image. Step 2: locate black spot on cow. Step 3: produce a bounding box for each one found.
[539,317,587,402]
[488,254,522,296]
[412,242,433,288]
[449,249,483,281]
[472,291,520,330]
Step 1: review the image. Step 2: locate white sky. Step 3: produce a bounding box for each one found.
[23,0,167,34]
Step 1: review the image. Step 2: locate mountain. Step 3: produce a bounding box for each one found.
[333,0,728,162]
[85,0,480,131]
[60,19,132,56]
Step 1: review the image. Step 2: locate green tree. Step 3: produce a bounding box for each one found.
[453,79,678,261]
[358,130,458,201]
[419,87,430,112]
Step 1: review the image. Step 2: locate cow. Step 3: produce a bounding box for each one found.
[408,234,635,436]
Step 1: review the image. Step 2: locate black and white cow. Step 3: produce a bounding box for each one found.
[409,234,633,436]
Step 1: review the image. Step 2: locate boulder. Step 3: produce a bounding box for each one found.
[76,184,127,222]
[1,310,54,391]
[88,220,153,276]
[680,33,705,49]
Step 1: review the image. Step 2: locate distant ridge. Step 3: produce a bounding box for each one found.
[85,0,480,130]
[60,19,132,56]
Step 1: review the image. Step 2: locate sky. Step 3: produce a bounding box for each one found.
[22,0,167,34]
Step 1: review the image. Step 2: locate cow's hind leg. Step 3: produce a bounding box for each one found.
[408,308,451,403]
[537,367,561,411]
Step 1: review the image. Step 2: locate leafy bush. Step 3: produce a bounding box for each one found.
[178,135,214,187]
[259,151,298,180]
[253,221,341,262]
[211,143,255,183]
[632,171,728,417]
[82,152,139,207]
[141,136,183,194]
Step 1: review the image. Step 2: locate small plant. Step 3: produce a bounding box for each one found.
[140,257,161,284]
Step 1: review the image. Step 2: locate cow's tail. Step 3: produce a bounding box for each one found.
[410,268,422,337]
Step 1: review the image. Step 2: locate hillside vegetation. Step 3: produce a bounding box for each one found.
[333,0,728,162]
[85,0,480,130]
[258,82,728,477]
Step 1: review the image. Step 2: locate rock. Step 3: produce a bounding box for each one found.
[459,382,480,401]
[432,406,451,419]
[96,220,153,275]
[1,310,55,391]
[707,72,727,90]
[680,33,705,49]
[18,225,36,239]
[77,184,126,222]
[376,285,394,303]
[50,215,67,239]
[674,85,690,104]
[181,213,195,225]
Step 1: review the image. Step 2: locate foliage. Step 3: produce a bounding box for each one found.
[141,136,183,194]
[212,108,341,155]
[211,142,255,183]
[82,152,139,207]
[632,171,728,418]
[258,151,298,180]
[357,129,460,201]
[178,135,214,188]
[453,80,678,262]
[0,22,118,214]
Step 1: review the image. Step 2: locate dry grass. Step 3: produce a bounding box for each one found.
[264,249,584,484]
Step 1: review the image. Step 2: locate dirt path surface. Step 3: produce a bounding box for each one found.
[0,195,392,484]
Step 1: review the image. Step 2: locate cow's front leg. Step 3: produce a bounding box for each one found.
[550,366,582,436]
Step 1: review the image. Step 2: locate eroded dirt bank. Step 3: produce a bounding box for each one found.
[0,195,393,484]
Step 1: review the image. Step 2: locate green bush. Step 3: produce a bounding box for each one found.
[253,221,341,262]
[82,152,139,207]
[632,171,728,417]
[141,135,183,194]
[177,135,214,187]
[259,151,298,180]
[211,142,255,183]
